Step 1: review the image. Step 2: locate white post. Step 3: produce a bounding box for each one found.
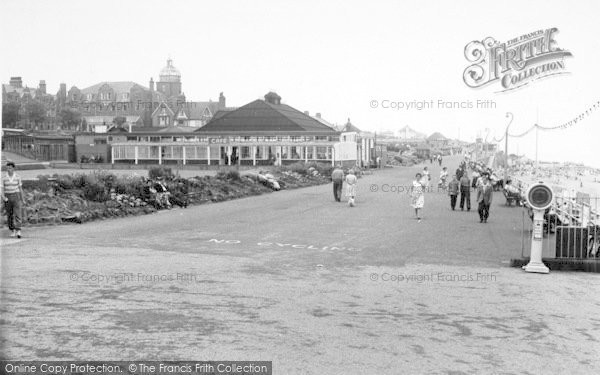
[182,146,186,165]
[207,146,210,165]
[304,146,308,163]
[134,145,138,165]
[252,146,256,166]
[524,209,550,273]
[227,146,231,166]
[111,146,115,164]
[158,145,162,165]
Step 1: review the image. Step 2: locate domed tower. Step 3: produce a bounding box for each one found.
[157,58,182,98]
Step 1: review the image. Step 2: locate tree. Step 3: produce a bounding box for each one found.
[2,102,20,127]
[113,116,126,127]
[25,100,46,128]
[58,108,82,130]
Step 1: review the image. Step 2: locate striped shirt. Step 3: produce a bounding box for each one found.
[2,173,22,194]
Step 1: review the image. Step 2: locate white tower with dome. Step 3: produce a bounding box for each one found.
[156,58,182,98]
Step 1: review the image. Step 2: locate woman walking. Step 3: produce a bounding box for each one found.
[411,172,426,221]
[345,169,357,207]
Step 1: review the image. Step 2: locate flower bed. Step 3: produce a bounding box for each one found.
[4,163,332,227]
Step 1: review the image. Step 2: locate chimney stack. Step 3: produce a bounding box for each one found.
[10,77,22,88]
[149,78,154,91]
[39,80,46,94]
[304,111,309,116]
[219,92,226,108]
[316,113,321,118]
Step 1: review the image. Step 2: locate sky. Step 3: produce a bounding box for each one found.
[1,0,598,167]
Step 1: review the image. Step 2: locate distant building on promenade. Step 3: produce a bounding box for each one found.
[397,125,427,141]
[109,92,353,166]
[335,119,375,167]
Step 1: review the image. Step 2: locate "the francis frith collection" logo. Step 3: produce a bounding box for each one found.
[463,27,573,92]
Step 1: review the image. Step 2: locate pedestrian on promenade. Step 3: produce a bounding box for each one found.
[438,167,448,189]
[456,166,464,181]
[448,174,459,210]
[1,161,25,238]
[422,166,431,187]
[331,164,344,202]
[471,169,481,189]
[345,169,357,207]
[411,172,426,221]
[459,173,471,211]
[477,172,493,223]
[438,154,443,166]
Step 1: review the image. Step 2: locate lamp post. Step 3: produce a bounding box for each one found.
[505,112,513,167]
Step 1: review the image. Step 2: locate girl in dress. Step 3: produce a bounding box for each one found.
[411,172,426,221]
[345,169,358,207]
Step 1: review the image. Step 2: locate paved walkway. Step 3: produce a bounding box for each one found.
[1,156,598,374]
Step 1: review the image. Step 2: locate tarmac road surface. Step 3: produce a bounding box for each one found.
[1,156,599,374]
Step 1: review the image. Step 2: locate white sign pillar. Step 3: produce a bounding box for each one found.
[524,210,549,273]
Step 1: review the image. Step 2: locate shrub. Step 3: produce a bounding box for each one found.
[285,162,309,176]
[81,174,109,202]
[55,174,75,190]
[149,167,173,180]
[216,169,241,181]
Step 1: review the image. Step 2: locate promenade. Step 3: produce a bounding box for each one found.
[1,156,599,374]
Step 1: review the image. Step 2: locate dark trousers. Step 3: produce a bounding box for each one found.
[5,193,22,231]
[459,186,471,210]
[450,194,457,210]
[333,180,343,201]
[478,201,490,221]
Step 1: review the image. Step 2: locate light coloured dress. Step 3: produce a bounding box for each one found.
[345,174,357,198]
[411,179,424,208]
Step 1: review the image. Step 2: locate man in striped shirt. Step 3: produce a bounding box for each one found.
[2,161,25,238]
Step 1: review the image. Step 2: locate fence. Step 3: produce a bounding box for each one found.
[519,189,600,260]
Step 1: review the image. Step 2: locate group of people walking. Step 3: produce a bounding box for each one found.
[411,159,494,223]
[331,165,357,207]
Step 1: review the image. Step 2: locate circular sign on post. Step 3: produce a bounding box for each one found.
[526,183,554,211]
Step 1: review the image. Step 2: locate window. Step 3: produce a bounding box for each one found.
[241,147,250,158]
[86,94,92,101]
[159,116,169,126]
[94,139,107,145]
[316,147,328,159]
[122,93,129,100]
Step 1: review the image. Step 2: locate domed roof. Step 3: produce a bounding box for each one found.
[159,59,181,81]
